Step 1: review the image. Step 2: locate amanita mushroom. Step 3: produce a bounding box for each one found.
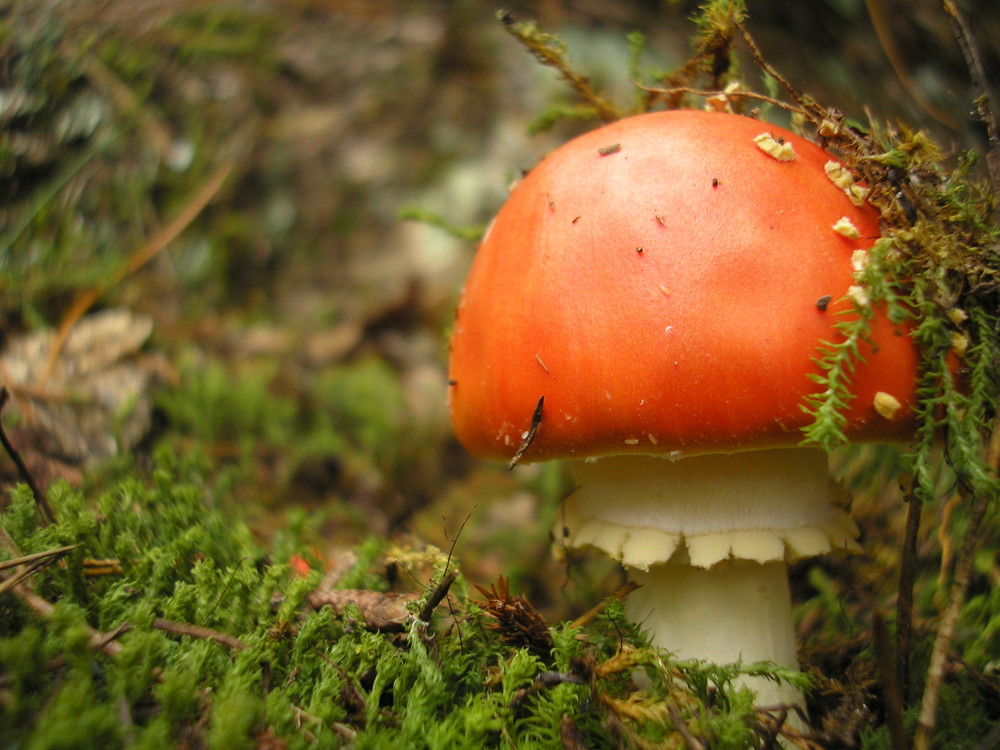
[447,110,917,711]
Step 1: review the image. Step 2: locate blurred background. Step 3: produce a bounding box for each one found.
[1,0,998,622]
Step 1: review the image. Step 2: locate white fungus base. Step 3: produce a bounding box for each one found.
[562,448,858,570]
[559,448,860,716]
[629,561,803,712]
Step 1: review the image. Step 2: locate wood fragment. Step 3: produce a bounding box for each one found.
[418,570,458,623]
[152,617,246,651]
[666,700,705,750]
[873,610,908,750]
[0,387,56,524]
[559,714,589,750]
[308,588,419,632]
[896,488,922,705]
[508,396,544,470]
[475,575,554,657]
[571,580,640,629]
[914,414,1000,750]
[41,160,233,387]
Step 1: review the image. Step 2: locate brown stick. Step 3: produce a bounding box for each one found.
[571,580,641,630]
[666,699,706,750]
[896,489,923,706]
[0,387,56,524]
[12,581,123,657]
[418,570,459,623]
[151,617,246,651]
[943,0,1000,215]
[873,609,909,750]
[40,160,234,387]
[913,417,1000,750]
[0,544,79,572]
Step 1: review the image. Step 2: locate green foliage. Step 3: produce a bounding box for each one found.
[0,3,277,322]
[1,447,818,748]
[397,207,487,241]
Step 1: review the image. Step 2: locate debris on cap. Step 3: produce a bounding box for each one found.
[753,132,796,161]
[873,391,903,419]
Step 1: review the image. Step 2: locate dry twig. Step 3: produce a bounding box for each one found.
[152,617,246,651]
[895,486,923,705]
[913,415,1000,750]
[0,387,56,524]
[40,160,234,387]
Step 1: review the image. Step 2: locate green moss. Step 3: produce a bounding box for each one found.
[2,443,819,747]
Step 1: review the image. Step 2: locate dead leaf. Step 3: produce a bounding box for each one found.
[307,587,419,631]
[475,575,554,657]
[0,308,170,475]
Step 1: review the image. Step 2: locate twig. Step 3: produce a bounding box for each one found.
[732,16,823,122]
[913,416,1000,750]
[40,159,234,387]
[943,0,1000,215]
[866,0,958,129]
[508,396,544,470]
[571,580,640,630]
[0,387,56,525]
[896,488,923,706]
[755,707,787,749]
[0,544,79,573]
[873,609,908,750]
[500,12,620,124]
[666,699,705,750]
[912,492,988,750]
[10,580,123,657]
[632,82,807,117]
[418,570,459,623]
[151,617,246,651]
[972,720,1000,750]
[0,558,58,597]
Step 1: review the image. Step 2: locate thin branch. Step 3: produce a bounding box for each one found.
[632,82,807,117]
[40,159,234,387]
[732,16,823,122]
[151,617,246,651]
[913,415,1000,750]
[866,0,959,129]
[571,580,640,630]
[666,700,705,750]
[508,396,544,470]
[0,558,58,597]
[896,488,923,706]
[0,387,56,525]
[912,491,988,750]
[0,544,78,573]
[418,570,459,623]
[8,578,123,657]
[873,609,908,750]
[500,12,620,124]
[943,0,1000,215]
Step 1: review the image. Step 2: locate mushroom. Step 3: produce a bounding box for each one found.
[447,110,918,712]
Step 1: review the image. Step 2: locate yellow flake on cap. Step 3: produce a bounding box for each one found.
[753,133,796,161]
[852,249,870,277]
[847,183,870,206]
[832,217,861,239]
[873,391,902,420]
[824,161,853,189]
[848,284,870,307]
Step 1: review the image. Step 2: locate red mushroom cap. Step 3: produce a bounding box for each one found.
[448,110,918,462]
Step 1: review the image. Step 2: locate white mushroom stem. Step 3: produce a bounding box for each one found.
[560,448,859,712]
[628,561,801,710]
